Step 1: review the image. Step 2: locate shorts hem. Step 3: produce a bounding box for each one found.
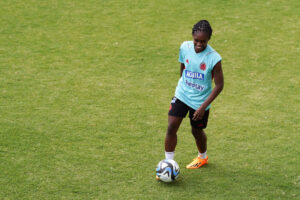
[168,112,186,118]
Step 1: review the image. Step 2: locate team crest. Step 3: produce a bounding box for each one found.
[200,62,206,71]
[186,59,189,64]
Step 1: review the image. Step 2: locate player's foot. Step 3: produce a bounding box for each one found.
[186,156,208,169]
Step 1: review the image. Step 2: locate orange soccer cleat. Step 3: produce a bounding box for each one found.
[186,156,208,169]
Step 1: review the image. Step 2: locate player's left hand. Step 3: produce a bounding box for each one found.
[192,107,205,121]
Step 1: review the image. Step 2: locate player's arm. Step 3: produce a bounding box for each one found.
[180,63,185,77]
[192,61,224,120]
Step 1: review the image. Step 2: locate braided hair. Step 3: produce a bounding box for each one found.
[192,20,213,39]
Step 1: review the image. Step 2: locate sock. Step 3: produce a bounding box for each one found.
[165,152,175,160]
[198,151,207,159]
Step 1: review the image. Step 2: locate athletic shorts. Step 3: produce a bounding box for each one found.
[168,97,209,129]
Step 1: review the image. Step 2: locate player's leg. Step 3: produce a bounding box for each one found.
[164,97,189,160]
[165,115,183,153]
[186,109,209,169]
[157,116,182,181]
[191,127,207,155]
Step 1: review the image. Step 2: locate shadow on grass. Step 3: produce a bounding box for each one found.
[154,163,213,188]
[153,162,299,199]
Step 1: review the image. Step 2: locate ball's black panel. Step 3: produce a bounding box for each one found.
[156,160,179,181]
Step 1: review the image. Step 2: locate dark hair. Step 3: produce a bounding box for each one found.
[192,20,213,38]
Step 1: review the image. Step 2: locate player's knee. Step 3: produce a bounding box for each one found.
[192,127,204,135]
[167,123,179,135]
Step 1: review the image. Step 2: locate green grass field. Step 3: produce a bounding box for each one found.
[1,0,299,199]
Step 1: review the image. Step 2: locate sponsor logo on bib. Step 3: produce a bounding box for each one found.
[185,70,205,80]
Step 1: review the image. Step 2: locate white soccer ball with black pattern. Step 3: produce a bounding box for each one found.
[156,159,180,182]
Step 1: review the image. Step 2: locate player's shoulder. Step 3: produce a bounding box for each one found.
[180,41,193,50]
[205,45,222,59]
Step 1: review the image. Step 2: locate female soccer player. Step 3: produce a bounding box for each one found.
[165,20,224,169]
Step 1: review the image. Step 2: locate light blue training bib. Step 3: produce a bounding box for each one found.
[175,41,222,110]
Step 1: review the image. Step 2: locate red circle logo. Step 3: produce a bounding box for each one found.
[200,63,206,71]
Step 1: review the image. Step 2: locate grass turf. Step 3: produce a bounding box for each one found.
[0,0,299,199]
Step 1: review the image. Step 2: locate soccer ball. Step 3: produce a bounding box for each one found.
[156,159,180,182]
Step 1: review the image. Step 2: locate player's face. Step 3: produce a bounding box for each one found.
[193,31,210,53]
